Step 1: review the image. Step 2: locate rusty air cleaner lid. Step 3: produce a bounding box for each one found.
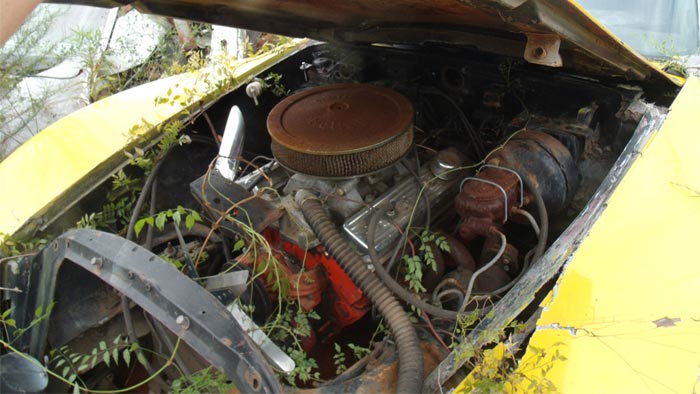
[267,83,414,178]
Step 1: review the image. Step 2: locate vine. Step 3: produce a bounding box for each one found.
[402,229,450,293]
[50,334,141,386]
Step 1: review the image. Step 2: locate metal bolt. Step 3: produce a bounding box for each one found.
[175,315,190,329]
[90,257,103,267]
[127,271,135,279]
[144,281,152,292]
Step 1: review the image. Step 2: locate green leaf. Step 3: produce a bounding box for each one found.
[73,383,81,394]
[136,351,147,367]
[68,374,77,383]
[5,318,16,328]
[62,366,70,377]
[34,306,43,318]
[172,211,181,225]
[123,349,131,366]
[1,309,11,319]
[112,348,119,364]
[134,219,146,237]
[191,210,202,222]
[185,214,195,230]
[103,352,110,367]
[155,213,167,230]
[55,358,66,368]
[112,335,121,345]
[233,239,245,252]
[98,341,107,351]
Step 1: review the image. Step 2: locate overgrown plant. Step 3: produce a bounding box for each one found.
[647,37,689,78]
[0,6,70,160]
[171,366,235,393]
[402,229,450,293]
[133,205,203,237]
[50,334,142,386]
[454,341,565,394]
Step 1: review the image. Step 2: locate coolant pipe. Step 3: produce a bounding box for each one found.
[216,105,245,181]
[296,190,423,394]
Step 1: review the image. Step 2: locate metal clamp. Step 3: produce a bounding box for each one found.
[460,176,509,223]
[479,164,524,207]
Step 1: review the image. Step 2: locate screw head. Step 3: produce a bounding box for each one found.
[175,315,190,329]
[90,257,103,267]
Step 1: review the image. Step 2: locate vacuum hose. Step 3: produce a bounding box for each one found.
[296,190,423,394]
[367,206,464,321]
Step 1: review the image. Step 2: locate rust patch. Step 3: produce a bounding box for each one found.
[524,33,562,67]
[267,83,413,154]
[653,317,681,328]
[243,369,262,392]
[267,84,414,177]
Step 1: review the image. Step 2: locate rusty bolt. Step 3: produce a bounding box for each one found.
[175,315,190,329]
[532,47,547,59]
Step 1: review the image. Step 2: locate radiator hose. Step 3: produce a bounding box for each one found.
[296,190,423,394]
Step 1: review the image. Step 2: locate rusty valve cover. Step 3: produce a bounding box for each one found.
[267,83,414,178]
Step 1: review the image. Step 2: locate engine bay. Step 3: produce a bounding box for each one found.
[9,42,659,392]
[179,43,645,389]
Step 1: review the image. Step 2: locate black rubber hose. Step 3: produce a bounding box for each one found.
[123,148,172,389]
[126,148,172,242]
[296,190,423,394]
[367,206,463,321]
[520,175,548,261]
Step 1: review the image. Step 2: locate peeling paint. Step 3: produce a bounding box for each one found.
[652,317,681,328]
[535,323,578,336]
[516,78,700,394]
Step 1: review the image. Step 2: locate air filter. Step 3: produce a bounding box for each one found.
[267,84,414,178]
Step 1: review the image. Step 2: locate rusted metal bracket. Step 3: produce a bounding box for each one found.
[11,229,281,394]
[524,33,562,67]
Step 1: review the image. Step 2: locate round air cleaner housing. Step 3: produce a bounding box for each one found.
[267,83,414,178]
